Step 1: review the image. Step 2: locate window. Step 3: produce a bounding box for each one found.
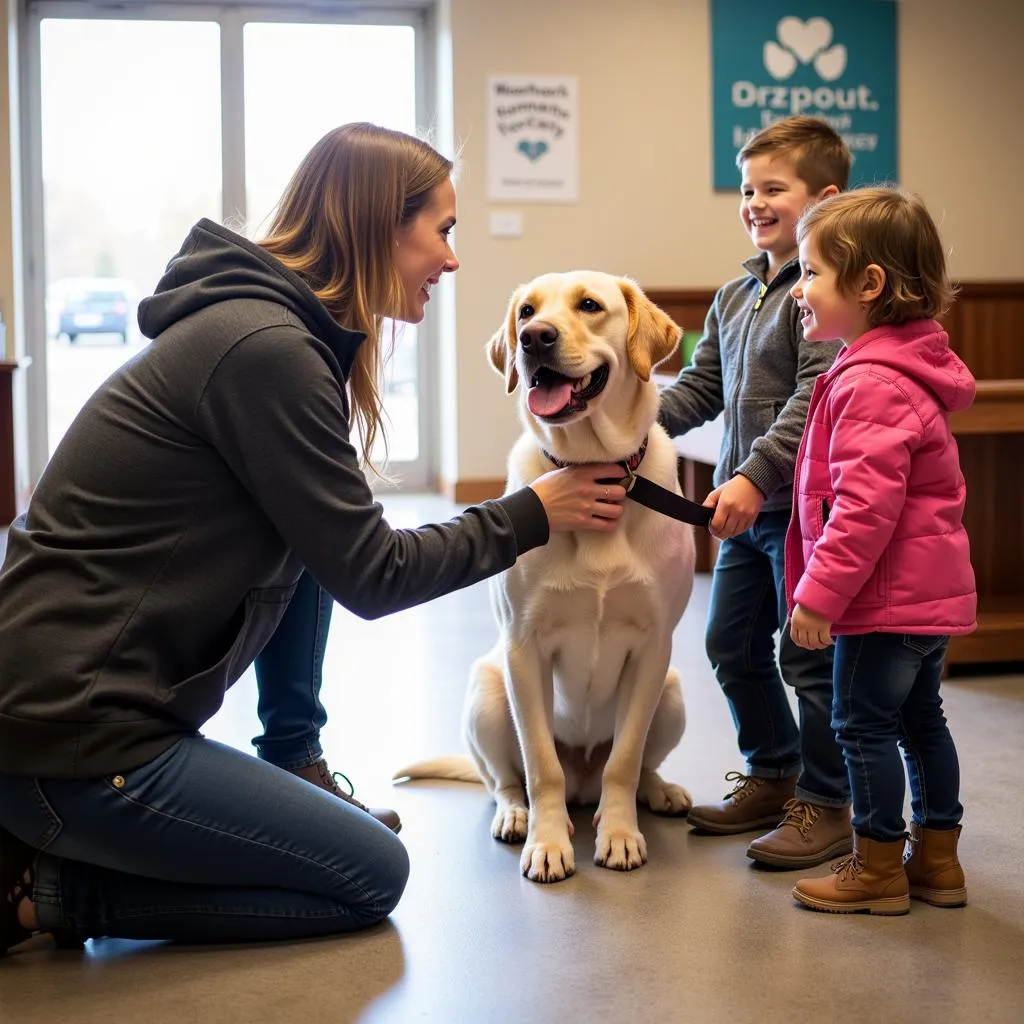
[23,2,433,485]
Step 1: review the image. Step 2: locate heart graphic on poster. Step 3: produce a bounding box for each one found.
[814,44,848,81]
[763,40,798,80]
[777,16,832,63]
[517,139,549,161]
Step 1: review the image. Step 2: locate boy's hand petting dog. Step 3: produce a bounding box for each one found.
[790,604,833,650]
[703,474,765,539]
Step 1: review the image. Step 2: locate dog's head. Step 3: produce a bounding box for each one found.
[487,272,680,430]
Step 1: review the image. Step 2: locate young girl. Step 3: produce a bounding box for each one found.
[784,186,976,915]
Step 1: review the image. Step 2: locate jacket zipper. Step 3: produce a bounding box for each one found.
[731,279,771,473]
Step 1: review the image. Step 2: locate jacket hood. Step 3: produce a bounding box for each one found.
[831,319,975,413]
[138,218,366,376]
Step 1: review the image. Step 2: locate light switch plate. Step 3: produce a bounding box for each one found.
[489,211,523,237]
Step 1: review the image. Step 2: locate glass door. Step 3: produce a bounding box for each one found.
[37,17,221,454]
[24,3,431,487]
[241,20,424,474]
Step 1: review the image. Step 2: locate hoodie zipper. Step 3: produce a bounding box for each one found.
[730,276,775,474]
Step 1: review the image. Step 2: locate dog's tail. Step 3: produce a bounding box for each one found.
[392,754,482,784]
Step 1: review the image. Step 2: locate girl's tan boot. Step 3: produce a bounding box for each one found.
[903,823,967,907]
[792,832,910,915]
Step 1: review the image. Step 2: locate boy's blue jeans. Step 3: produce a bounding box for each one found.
[0,736,409,943]
[833,632,962,842]
[705,509,849,808]
[253,569,333,769]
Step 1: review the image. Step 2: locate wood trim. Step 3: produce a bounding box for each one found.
[440,478,506,505]
[644,282,1024,305]
[0,358,33,373]
[955,282,1024,300]
[1,359,32,525]
[948,597,1024,665]
[950,380,1024,434]
[0,375,13,522]
[643,288,719,307]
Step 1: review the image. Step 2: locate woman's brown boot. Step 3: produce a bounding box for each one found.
[904,823,967,907]
[1,827,36,956]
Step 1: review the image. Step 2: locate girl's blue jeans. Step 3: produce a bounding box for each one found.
[832,631,963,842]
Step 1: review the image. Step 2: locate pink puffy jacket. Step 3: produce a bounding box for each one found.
[784,319,977,635]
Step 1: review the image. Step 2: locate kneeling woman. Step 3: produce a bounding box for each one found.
[0,123,626,954]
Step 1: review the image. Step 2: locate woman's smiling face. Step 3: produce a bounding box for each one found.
[393,178,459,324]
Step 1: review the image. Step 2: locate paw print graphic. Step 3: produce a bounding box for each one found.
[764,16,847,82]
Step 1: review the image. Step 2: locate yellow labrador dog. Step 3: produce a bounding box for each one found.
[396,272,695,883]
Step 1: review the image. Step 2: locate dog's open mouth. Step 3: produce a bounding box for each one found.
[526,364,609,420]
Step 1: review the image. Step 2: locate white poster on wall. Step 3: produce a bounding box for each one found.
[487,75,578,203]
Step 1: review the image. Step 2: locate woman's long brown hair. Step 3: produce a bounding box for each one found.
[258,123,453,467]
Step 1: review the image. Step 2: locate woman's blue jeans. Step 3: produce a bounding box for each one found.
[0,736,409,943]
[704,509,849,807]
[253,569,332,769]
[833,632,963,842]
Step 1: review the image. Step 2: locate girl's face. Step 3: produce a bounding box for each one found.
[393,178,459,324]
[791,234,872,346]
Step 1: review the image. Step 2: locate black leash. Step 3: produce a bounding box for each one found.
[622,471,714,528]
[542,436,714,529]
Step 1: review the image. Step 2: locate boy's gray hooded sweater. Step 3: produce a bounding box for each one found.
[659,253,841,513]
[0,219,548,778]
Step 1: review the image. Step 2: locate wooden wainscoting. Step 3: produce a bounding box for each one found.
[646,281,1024,669]
[644,289,717,376]
[944,282,1024,378]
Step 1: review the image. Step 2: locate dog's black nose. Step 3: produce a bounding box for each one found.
[519,321,559,354]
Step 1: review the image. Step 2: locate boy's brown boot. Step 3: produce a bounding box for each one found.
[903,823,967,907]
[746,799,852,868]
[792,832,910,915]
[687,771,796,834]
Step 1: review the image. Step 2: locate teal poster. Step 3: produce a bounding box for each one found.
[711,1,897,190]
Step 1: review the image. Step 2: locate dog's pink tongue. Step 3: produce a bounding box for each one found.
[527,381,573,417]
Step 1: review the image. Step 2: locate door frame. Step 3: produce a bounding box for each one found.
[20,0,438,489]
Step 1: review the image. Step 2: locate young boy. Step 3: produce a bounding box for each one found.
[659,115,852,868]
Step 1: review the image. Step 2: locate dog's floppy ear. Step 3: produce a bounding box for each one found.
[619,277,682,382]
[486,287,522,394]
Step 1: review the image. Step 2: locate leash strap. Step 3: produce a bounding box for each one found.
[623,472,714,528]
[543,437,713,528]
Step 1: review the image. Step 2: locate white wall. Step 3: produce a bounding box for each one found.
[444,0,1024,484]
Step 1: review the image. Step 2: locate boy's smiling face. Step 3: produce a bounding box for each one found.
[739,153,827,271]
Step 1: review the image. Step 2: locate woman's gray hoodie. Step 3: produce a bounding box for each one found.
[0,219,547,777]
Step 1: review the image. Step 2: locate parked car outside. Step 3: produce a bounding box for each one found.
[56,278,136,344]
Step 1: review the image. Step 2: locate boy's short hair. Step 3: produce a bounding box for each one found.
[797,186,956,327]
[737,116,851,192]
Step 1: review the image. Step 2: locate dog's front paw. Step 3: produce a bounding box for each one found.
[639,774,693,816]
[521,834,575,883]
[491,804,529,843]
[594,825,648,871]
